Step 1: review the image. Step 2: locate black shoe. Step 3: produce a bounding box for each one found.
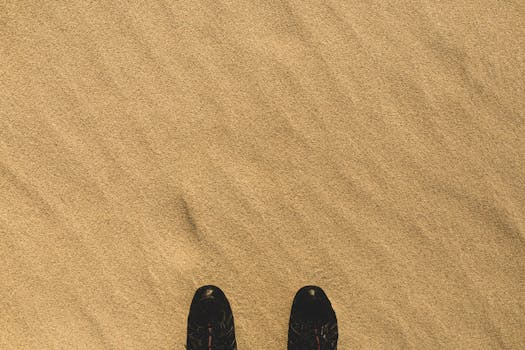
[288,286,338,350]
[186,285,237,350]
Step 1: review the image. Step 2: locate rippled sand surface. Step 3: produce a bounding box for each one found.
[1,1,524,349]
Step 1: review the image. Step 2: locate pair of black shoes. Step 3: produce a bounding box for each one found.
[186,285,338,350]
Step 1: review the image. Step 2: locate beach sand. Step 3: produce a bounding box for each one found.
[1,1,524,348]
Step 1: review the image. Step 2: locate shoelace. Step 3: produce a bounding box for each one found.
[187,320,236,350]
[314,327,323,350]
[289,321,337,350]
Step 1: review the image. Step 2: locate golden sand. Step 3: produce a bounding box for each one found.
[1,1,524,349]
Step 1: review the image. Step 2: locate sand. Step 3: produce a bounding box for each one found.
[1,1,524,349]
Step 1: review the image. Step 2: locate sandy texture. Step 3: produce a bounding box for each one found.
[1,1,524,349]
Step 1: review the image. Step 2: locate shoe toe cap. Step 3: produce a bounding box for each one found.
[295,285,329,303]
[292,286,335,323]
[189,285,232,324]
[194,285,226,302]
